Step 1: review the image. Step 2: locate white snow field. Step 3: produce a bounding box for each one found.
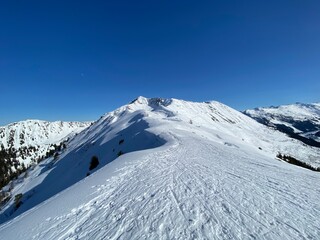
[0,97,320,239]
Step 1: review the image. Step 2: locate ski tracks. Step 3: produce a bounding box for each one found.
[16,132,320,239]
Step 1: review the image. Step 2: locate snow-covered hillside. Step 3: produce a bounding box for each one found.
[244,103,320,146]
[0,120,91,166]
[1,97,320,239]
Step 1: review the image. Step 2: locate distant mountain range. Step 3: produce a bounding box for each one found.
[0,120,91,189]
[244,102,320,147]
[0,120,91,164]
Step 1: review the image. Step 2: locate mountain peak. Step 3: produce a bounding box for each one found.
[130,96,173,107]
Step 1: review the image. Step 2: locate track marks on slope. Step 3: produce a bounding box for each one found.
[25,133,320,240]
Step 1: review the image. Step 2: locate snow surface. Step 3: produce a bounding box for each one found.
[1,97,320,239]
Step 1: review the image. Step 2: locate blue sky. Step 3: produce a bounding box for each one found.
[1,0,319,125]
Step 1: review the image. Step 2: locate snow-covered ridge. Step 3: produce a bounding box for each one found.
[1,97,320,239]
[244,102,320,143]
[245,102,320,122]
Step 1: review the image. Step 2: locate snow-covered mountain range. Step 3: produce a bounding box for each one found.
[0,120,91,166]
[0,120,91,191]
[0,97,319,239]
[244,103,320,147]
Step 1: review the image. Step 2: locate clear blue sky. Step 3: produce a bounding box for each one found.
[1,0,319,125]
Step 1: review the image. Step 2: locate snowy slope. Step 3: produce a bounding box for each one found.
[244,103,320,145]
[0,120,91,166]
[1,97,320,239]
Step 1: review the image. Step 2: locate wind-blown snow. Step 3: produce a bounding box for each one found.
[1,97,320,239]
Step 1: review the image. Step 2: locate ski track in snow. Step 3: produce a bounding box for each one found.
[8,132,319,240]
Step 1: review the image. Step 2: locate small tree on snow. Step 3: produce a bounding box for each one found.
[89,156,99,171]
[14,193,23,210]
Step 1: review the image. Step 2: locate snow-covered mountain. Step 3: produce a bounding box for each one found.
[244,103,320,147]
[0,97,320,240]
[0,120,91,191]
[0,120,91,166]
